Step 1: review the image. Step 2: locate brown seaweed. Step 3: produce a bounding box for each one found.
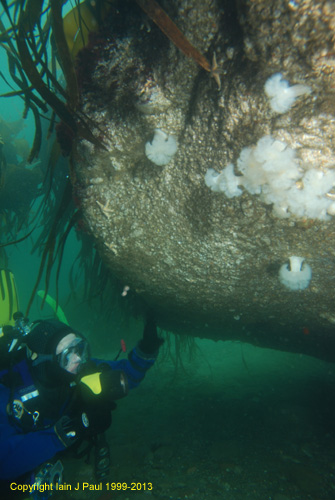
[25,179,73,315]
[50,0,79,110]
[135,0,211,72]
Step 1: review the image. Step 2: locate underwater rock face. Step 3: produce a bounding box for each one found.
[74,0,335,362]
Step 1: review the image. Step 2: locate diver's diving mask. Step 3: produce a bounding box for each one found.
[56,337,89,374]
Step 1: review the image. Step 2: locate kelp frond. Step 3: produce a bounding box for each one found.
[135,0,212,72]
[16,7,78,131]
[0,0,104,154]
[25,179,74,315]
[50,0,79,109]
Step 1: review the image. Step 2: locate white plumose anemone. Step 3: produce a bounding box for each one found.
[204,135,335,220]
[145,129,177,166]
[279,256,312,291]
[264,73,311,113]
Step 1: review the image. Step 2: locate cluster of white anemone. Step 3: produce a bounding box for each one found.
[204,73,335,221]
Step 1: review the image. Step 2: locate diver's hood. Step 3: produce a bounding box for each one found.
[26,319,88,386]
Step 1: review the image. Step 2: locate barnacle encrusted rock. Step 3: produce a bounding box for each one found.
[74,0,335,362]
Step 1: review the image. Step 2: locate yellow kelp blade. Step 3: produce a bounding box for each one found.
[62,0,96,57]
[62,0,113,58]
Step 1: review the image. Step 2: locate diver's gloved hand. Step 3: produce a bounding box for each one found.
[54,415,84,448]
[81,402,113,436]
[55,404,113,447]
[138,309,164,355]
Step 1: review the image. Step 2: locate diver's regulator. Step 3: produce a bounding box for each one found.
[0,311,33,354]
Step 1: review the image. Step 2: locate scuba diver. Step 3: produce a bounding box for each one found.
[0,304,163,497]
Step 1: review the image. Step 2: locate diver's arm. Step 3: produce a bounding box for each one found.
[94,344,157,389]
[94,311,163,389]
[0,383,66,480]
[0,423,65,480]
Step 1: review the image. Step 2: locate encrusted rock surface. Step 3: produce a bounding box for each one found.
[74,0,335,361]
